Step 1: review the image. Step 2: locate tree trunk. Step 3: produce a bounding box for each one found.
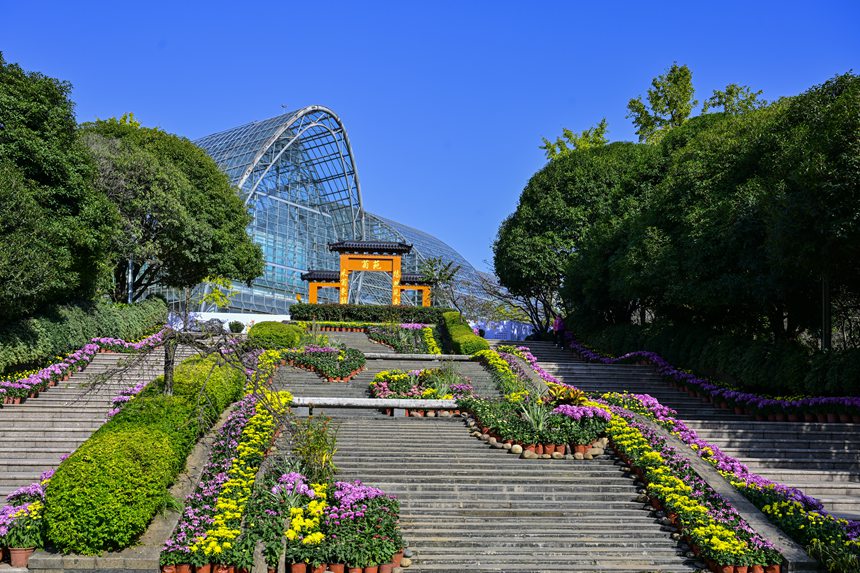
[163,335,177,396]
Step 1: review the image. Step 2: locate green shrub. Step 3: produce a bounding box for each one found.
[44,354,244,554]
[0,298,166,375]
[45,428,178,554]
[290,303,453,324]
[441,311,489,355]
[247,321,303,349]
[228,320,245,333]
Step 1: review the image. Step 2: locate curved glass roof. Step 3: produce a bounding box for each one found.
[188,107,481,312]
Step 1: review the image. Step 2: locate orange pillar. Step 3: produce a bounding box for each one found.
[339,255,349,304]
[308,284,318,304]
[421,286,431,307]
[391,257,402,305]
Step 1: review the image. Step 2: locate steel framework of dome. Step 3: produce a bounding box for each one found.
[193,106,481,313]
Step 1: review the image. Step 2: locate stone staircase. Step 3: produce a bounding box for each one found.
[275,342,700,572]
[333,418,699,572]
[507,340,860,521]
[0,347,195,499]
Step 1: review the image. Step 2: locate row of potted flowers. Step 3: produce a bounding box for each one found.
[599,391,860,572]
[161,389,291,571]
[91,327,169,353]
[606,407,784,572]
[458,395,610,455]
[565,334,860,420]
[0,328,169,403]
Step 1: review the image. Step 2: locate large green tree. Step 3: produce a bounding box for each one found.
[0,54,118,319]
[494,142,661,332]
[81,116,264,302]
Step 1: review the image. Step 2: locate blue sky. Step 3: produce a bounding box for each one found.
[2,1,858,272]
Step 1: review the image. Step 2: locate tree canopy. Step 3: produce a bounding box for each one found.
[500,72,860,351]
[0,54,118,320]
[81,116,264,302]
[626,62,698,143]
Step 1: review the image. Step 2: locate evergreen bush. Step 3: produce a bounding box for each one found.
[44,354,244,554]
[289,303,452,324]
[247,321,303,349]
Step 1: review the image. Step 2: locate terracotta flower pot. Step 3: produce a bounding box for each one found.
[735,566,749,573]
[750,566,764,573]
[525,444,536,453]
[392,551,404,567]
[10,548,35,568]
[312,565,326,573]
[543,444,556,455]
[764,565,780,573]
[804,413,816,422]
[290,564,307,573]
[574,444,589,454]
[363,566,378,573]
[177,565,192,573]
[328,565,345,573]
[826,413,838,423]
[716,564,732,573]
[196,565,212,573]
[348,568,362,573]
[839,413,851,423]
[379,564,393,573]
[535,444,544,455]
[787,413,799,422]
[214,565,233,573]
[162,566,177,573]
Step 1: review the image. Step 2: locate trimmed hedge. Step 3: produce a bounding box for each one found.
[441,311,489,355]
[577,322,860,396]
[44,353,245,554]
[290,303,453,324]
[0,298,167,375]
[247,321,303,349]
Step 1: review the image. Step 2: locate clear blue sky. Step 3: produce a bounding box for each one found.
[3,1,858,272]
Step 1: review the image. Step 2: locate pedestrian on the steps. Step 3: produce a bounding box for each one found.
[553,315,565,347]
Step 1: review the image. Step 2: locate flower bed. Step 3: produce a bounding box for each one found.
[279,347,366,382]
[161,390,291,570]
[238,473,403,572]
[366,324,431,354]
[459,395,610,459]
[607,407,784,571]
[600,391,860,572]
[369,366,472,416]
[163,400,404,573]
[566,333,860,421]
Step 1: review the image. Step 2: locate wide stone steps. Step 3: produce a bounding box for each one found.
[0,347,195,499]
[326,415,698,573]
[515,340,860,521]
